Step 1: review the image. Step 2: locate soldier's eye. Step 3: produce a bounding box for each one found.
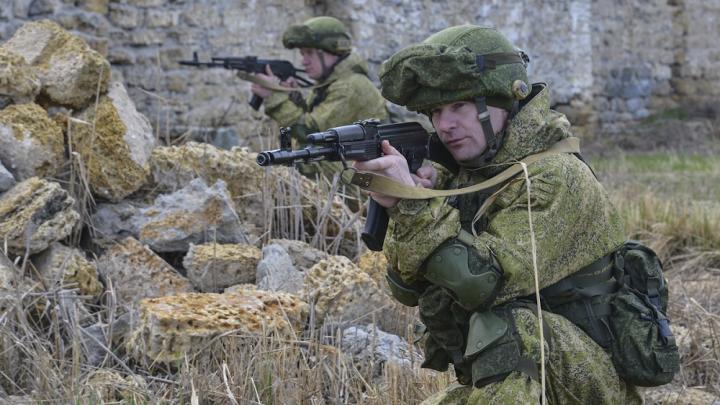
[452,102,466,111]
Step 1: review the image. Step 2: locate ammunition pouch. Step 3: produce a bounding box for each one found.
[423,232,503,311]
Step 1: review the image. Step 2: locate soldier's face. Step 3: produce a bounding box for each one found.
[299,48,338,80]
[431,101,507,163]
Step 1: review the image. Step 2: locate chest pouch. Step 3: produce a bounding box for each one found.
[541,241,680,386]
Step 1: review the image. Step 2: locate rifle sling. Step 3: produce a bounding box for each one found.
[236,71,329,93]
[340,137,580,199]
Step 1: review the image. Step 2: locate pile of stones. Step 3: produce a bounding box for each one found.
[0,20,421,401]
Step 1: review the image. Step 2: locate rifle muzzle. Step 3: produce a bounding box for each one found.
[256,146,336,166]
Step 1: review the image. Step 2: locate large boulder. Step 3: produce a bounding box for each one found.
[0,103,64,181]
[95,237,193,307]
[149,142,263,220]
[341,324,424,383]
[183,242,261,292]
[1,19,110,109]
[0,48,40,107]
[302,256,399,333]
[88,200,143,243]
[0,177,80,255]
[138,178,251,252]
[143,178,253,252]
[93,178,254,252]
[149,143,354,244]
[255,243,305,295]
[268,238,329,272]
[32,242,103,300]
[127,285,308,364]
[71,81,155,202]
[0,161,15,194]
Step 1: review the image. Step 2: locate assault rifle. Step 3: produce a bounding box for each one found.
[179,52,312,110]
[257,119,457,251]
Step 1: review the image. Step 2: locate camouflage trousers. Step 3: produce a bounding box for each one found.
[421,308,643,405]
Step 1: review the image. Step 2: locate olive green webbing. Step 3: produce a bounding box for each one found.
[341,137,580,199]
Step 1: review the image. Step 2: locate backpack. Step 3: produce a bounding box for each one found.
[541,241,680,386]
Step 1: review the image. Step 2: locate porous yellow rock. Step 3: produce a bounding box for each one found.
[303,256,395,329]
[0,103,64,181]
[95,237,193,306]
[0,177,80,255]
[150,142,262,200]
[32,243,103,300]
[149,142,264,226]
[127,285,308,364]
[1,20,110,109]
[149,142,353,241]
[72,93,148,202]
[0,48,40,105]
[183,243,261,292]
[357,250,390,294]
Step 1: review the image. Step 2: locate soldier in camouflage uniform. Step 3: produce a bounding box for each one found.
[251,16,388,197]
[354,25,643,404]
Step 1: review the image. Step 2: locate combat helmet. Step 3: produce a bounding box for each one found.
[282,16,352,55]
[379,25,531,164]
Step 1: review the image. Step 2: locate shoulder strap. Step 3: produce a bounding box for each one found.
[341,137,581,199]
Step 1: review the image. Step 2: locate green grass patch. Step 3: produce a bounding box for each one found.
[589,152,720,173]
[640,107,689,125]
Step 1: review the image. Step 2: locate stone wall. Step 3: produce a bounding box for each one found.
[1,0,718,144]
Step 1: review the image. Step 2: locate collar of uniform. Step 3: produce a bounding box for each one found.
[472,83,573,177]
[318,52,369,85]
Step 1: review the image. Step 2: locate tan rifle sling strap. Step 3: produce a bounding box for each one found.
[341,137,581,199]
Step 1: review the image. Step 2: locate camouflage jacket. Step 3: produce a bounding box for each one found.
[263,52,389,140]
[385,84,625,304]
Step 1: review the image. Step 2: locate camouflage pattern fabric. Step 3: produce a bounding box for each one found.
[385,84,625,296]
[264,52,388,202]
[421,308,642,405]
[264,53,388,133]
[379,25,528,113]
[384,84,640,403]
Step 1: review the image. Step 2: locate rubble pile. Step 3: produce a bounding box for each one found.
[0,20,417,401]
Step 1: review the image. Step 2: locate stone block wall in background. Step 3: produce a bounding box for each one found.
[1,0,718,144]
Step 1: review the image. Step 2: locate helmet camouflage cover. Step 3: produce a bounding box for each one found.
[379,25,530,113]
[282,16,352,55]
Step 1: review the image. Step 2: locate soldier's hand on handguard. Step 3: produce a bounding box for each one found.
[353,140,417,209]
[250,65,278,99]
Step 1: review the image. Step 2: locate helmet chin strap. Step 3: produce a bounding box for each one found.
[457,96,503,168]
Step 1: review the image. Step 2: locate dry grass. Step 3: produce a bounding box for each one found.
[1,131,719,403]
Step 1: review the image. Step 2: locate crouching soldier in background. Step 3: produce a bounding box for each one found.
[251,16,388,208]
[354,24,679,404]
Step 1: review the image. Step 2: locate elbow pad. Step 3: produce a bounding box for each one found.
[423,235,503,311]
[386,269,426,307]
